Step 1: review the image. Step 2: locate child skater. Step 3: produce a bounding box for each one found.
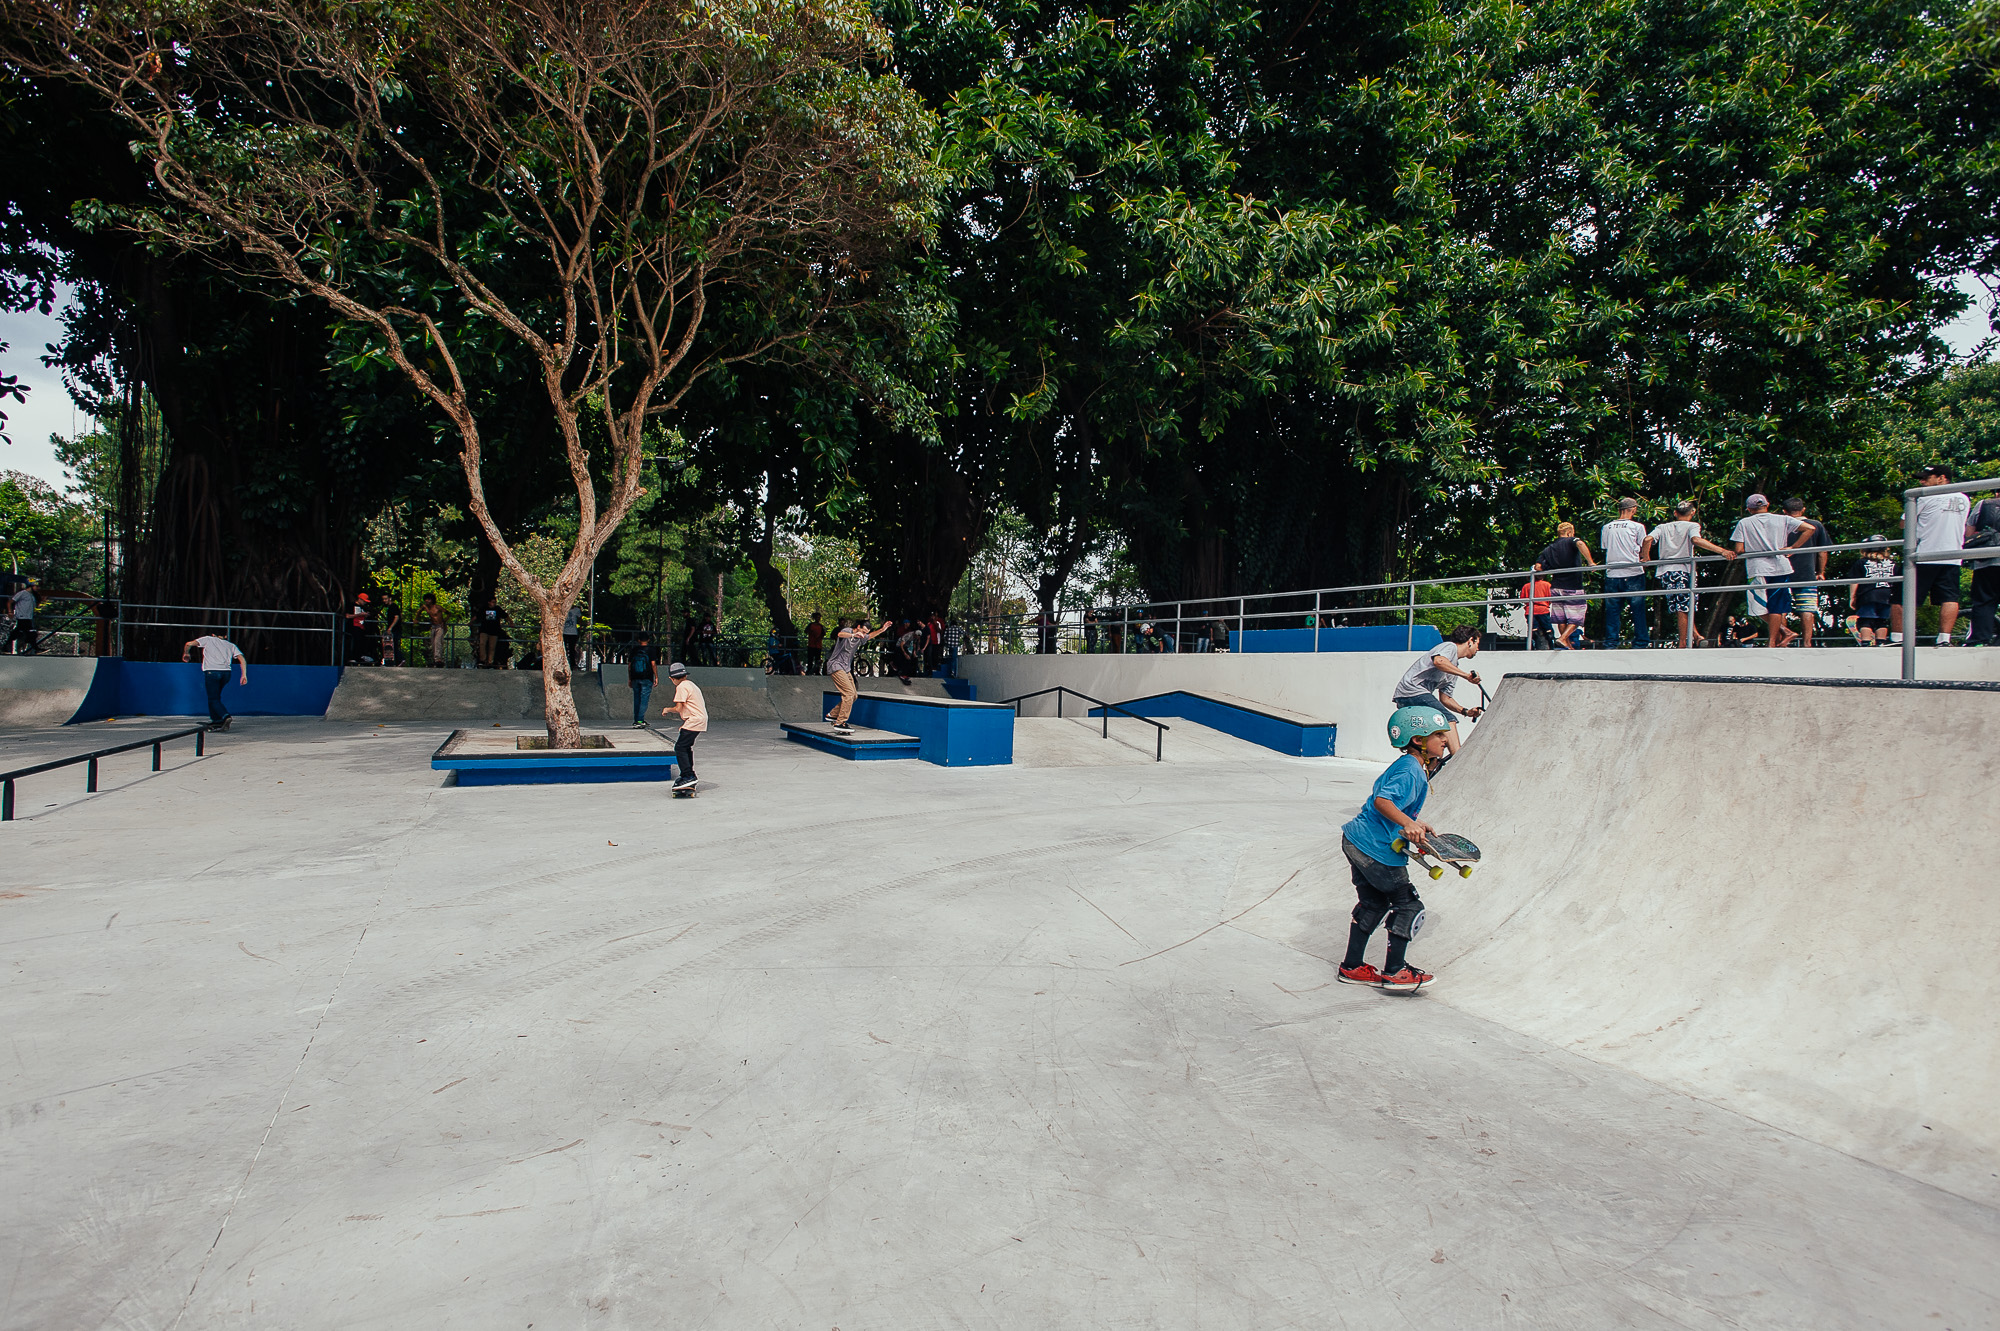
[1336,705,1452,992]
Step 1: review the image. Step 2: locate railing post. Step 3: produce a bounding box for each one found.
[1057,690,1063,719]
[196,728,206,757]
[1902,491,1919,680]
[1406,582,1416,650]
[86,757,98,793]
[153,741,162,771]
[2,778,11,821]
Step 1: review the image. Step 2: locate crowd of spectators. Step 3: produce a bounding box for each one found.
[1520,466,2000,649]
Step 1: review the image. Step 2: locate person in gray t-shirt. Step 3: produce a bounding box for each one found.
[1390,626,1485,758]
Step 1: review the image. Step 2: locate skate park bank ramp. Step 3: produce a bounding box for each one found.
[1398,674,1998,1205]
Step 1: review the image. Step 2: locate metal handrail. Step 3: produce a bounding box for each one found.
[964,527,1983,658]
[0,724,212,821]
[994,685,1170,761]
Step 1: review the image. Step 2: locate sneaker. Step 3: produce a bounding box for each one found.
[633,721,648,729]
[1336,963,1384,987]
[1379,965,1433,993]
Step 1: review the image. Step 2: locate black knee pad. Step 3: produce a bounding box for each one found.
[1388,901,1427,940]
[1352,900,1389,934]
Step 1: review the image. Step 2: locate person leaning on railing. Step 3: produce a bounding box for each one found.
[1648,501,1733,648]
[1533,523,1595,648]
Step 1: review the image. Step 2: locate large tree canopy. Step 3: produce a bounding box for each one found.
[3,0,1996,653]
[5,0,937,740]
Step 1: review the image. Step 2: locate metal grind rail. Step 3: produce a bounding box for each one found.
[996,686,1170,761]
[0,724,212,821]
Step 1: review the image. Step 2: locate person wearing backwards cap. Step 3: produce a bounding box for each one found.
[1730,493,1814,648]
[659,662,707,791]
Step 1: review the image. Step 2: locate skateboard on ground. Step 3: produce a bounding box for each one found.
[672,779,700,798]
[1392,831,1480,880]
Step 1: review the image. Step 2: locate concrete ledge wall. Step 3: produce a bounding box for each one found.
[327,668,619,721]
[0,656,102,726]
[961,648,2000,763]
[325,666,957,723]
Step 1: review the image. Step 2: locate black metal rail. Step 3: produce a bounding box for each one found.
[0,724,212,821]
[994,685,1170,762]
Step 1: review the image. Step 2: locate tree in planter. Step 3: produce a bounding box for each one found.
[8,0,937,744]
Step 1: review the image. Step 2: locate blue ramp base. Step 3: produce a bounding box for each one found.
[1237,625,1442,654]
[1091,692,1336,758]
[823,693,1014,766]
[431,729,678,785]
[449,763,677,786]
[781,722,921,761]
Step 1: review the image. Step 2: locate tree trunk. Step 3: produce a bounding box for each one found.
[539,596,583,747]
[747,500,798,643]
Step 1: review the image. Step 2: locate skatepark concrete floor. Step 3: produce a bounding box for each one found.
[3,717,1995,1329]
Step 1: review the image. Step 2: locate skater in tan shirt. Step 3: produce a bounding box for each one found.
[660,662,707,791]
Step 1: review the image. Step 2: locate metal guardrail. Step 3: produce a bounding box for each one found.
[995,685,1170,761]
[0,723,211,821]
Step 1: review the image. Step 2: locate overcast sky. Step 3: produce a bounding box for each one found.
[5,275,1997,495]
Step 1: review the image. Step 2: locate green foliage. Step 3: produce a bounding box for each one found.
[0,470,98,589]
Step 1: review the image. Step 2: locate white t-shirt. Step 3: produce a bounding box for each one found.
[1649,520,1701,569]
[9,587,34,620]
[1913,493,1971,563]
[1601,519,1648,576]
[192,635,242,671]
[1730,512,1803,580]
[1394,640,1465,699]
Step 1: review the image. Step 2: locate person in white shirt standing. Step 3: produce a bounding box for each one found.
[1649,501,1733,647]
[7,579,38,655]
[1600,498,1652,649]
[181,632,248,730]
[1730,493,1814,648]
[1893,463,1971,647]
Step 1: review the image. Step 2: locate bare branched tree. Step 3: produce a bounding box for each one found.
[5,0,938,743]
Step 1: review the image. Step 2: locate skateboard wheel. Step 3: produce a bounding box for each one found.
[1428,866,1443,880]
[1459,866,1473,878]
[1391,838,1406,853]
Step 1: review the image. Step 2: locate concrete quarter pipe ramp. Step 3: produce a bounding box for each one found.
[1418,673,2000,1206]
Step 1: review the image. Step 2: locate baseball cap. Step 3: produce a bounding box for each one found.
[1744,493,1768,510]
[667,661,689,678]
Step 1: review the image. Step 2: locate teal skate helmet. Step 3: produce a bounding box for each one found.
[1387,705,1451,748]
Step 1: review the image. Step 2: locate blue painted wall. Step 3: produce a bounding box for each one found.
[68,661,344,720]
[1237,625,1442,654]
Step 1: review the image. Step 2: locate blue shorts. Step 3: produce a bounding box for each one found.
[1749,578,1793,617]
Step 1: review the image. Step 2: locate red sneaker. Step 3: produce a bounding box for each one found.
[1337,963,1384,987]
[1379,965,1433,993]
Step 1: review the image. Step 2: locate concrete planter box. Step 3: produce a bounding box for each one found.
[431,728,678,786]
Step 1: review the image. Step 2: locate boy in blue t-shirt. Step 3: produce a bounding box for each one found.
[1337,705,1452,992]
